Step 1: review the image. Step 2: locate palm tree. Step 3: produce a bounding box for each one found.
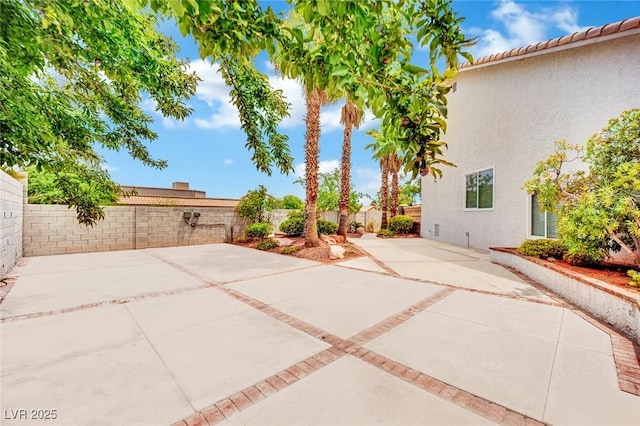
[366,129,401,229]
[303,87,328,246]
[389,152,402,217]
[337,98,362,237]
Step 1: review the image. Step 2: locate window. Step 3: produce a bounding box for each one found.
[465,168,493,209]
[531,193,558,238]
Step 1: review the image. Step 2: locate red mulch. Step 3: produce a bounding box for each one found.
[503,248,638,291]
[549,259,636,290]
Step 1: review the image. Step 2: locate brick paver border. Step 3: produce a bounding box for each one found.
[171,283,547,426]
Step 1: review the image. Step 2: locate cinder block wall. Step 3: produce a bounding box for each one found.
[0,170,25,277]
[23,205,247,256]
[270,209,383,233]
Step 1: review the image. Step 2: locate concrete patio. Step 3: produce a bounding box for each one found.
[1,236,638,425]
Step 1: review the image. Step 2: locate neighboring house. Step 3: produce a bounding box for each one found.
[421,17,640,251]
[117,181,239,208]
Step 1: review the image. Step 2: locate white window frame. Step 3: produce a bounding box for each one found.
[463,166,495,211]
[528,193,558,239]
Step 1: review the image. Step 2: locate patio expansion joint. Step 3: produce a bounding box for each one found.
[541,309,564,421]
[123,303,200,413]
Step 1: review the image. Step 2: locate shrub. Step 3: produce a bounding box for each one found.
[377,228,395,238]
[317,219,338,235]
[235,185,278,223]
[350,221,364,229]
[279,214,305,237]
[246,222,272,239]
[517,239,567,259]
[279,195,304,210]
[563,251,602,267]
[388,215,414,234]
[256,239,277,250]
[366,220,374,233]
[280,246,299,255]
[627,270,640,287]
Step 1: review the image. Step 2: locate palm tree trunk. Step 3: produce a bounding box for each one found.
[303,88,325,247]
[338,100,360,237]
[391,167,399,217]
[338,123,352,237]
[380,163,389,229]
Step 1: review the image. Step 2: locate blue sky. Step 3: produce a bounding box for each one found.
[98,0,640,201]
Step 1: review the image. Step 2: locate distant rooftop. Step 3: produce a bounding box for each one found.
[117,181,239,208]
[460,16,640,70]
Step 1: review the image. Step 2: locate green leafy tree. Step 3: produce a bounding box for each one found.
[235,185,279,224]
[295,168,362,213]
[399,175,421,205]
[1,0,198,225]
[27,164,119,206]
[524,109,640,266]
[279,195,304,210]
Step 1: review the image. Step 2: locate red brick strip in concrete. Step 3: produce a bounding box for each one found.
[356,251,639,396]
[0,285,218,323]
[499,264,640,397]
[567,309,640,396]
[348,287,456,346]
[350,347,546,426]
[176,349,346,425]
[0,258,29,304]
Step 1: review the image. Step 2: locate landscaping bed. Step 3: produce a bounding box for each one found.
[490,247,640,343]
[232,233,365,264]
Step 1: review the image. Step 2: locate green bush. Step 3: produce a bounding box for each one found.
[280,245,299,255]
[388,215,414,234]
[317,219,338,235]
[627,270,640,287]
[279,214,305,237]
[517,239,567,259]
[235,185,278,223]
[256,239,277,250]
[246,222,272,239]
[350,221,364,229]
[377,228,395,238]
[563,251,602,267]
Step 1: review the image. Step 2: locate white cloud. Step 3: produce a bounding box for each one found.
[188,59,241,130]
[264,60,275,72]
[294,159,340,178]
[224,159,234,165]
[472,0,589,58]
[355,167,381,194]
[102,163,120,173]
[320,105,344,132]
[269,75,306,129]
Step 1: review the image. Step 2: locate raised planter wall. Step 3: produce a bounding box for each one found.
[490,248,640,343]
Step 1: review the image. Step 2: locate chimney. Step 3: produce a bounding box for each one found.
[172,181,189,190]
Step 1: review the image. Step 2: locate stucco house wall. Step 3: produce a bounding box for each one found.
[421,25,640,251]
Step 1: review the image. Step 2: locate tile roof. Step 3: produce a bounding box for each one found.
[117,195,239,208]
[460,16,640,70]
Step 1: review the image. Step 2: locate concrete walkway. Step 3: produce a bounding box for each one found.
[1,237,638,425]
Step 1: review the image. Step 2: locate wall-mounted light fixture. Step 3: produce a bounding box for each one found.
[183,211,201,227]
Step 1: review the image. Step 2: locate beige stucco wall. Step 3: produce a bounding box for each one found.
[23,205,247,256]
[0,170,25,277]
[422,32,640,250]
